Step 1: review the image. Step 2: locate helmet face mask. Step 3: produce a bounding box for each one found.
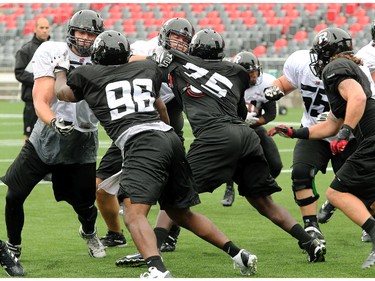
[158,18,195,53]
[233,51,263,85]
[91,30,131,66]
[188,29,225,60]
[67,10,104,57]
[309,27,353,79]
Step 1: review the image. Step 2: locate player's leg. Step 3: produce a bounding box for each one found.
[1,141,48,258]
[96,142,126,247]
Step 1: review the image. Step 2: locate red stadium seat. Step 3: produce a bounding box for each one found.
[349,22,363,37]
[243,17,256,26]
[354,8,367,18]
[333,16,347,27]
[345,3,358,15]
[314,23,328,33]
[274,38,288,49]
[253,45,267,57]
[357,16,370,25]
[326,9,337,22]
[293,30,307,42]
[304,3,318,14]
[148,30,159,39]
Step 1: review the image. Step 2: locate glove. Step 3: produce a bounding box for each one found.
[158,50,173,68]
[316,111,330,123]
[50,117,74,136]
[264,86,285,101]
[268,125,310,139]
[268,124,294,138]
[330,124,353,155]
[245,112,259,126]
[52,49,70,72]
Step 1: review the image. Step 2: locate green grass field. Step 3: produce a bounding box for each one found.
[0,101,374,278]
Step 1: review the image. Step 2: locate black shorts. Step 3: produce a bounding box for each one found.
[117,130,200,210]
[332,136,375,208]
[96,142,122,180]
[23,101,38,137]
[292,138,357,174]
[1,140,96,207]
[187,123,281,197]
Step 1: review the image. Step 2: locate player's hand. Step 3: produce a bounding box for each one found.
[330,125,353,155]
[316,111,330,123]
[158,50,173,68]
[268,125,294,138]
[264,86,285,101]
[50,117,74,136]
[52,50,70,72]
[245,112,259,126]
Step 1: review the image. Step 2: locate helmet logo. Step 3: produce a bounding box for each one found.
[233,54,241,64]
[93,37,102,49]
[318,32,328,46]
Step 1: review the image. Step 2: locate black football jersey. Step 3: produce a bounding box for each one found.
[67,60,163,141]
[323,58,375,139]
[167,50,249,136]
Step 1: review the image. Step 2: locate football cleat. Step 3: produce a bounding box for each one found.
[362,251,375,269]
[116,252,146,267]
[79,226,106,258]
[161,225,181,252]
[304,224,326,245]
[301,238,326,263]
[361,230,372,243]
[221,185,235,207]
[100,231,127,248]
[317,200,336,224]
[232,249,257,276]
[5,242,21,259]
[0,241,24,276]
[140,267,173,278]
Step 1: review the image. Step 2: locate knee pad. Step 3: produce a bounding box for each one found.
[291,163,319,207]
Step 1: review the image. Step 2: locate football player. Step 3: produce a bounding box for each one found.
[96,18,194,259]
[56,30,258,278]
[221,51,283,207]
[269,27,375,269]
[318,20,375,243]
[163,28,326,264]
[0,10,106,263]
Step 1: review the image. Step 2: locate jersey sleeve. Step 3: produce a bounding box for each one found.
[283,50,309,89]
[32,41,68,79]
[66,68,87,101]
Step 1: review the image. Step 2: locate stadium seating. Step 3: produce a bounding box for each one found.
[0,2,374,68]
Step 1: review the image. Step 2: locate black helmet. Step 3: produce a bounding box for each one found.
[67,10,104,57]
[233,51,262,75]
[158,17,195,52]
[309,27,353,79]
[91,30,131,65]
[189,29,225,60]
[371,20,375,42]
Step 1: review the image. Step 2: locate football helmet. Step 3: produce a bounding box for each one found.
[189,29,225,60]
[233,51,263,86]
[67,9,104,57]
[91,30,131,65]
[158,17,195,53]
[309,27,353,79]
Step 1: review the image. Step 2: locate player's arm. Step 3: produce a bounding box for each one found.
[255,100,277,127]
[337,78,366,129]
[129,55,146,62]
[154,97,170,125]
[33,76,56,125]
[55,71,78,102]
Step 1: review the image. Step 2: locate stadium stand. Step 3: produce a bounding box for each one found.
[0,3,374,99]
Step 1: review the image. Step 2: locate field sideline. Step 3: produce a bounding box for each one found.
[0,101,374,279]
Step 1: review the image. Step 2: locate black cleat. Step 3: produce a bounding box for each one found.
[317,200,336,224]
[301,238,326,263]
[0,241,24,276]
[160,225,181,253]
[221,185,235,207]
[116,252,146,267]
[100,231,127,248]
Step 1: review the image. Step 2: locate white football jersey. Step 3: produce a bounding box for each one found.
[244,72,276,110]
[32,41,98,132]
[284,50,330,128]
[130,37,175,104]
[284,49,336,143]
[355,41,375,74]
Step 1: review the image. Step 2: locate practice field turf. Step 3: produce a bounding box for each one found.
[0,101,374,278]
